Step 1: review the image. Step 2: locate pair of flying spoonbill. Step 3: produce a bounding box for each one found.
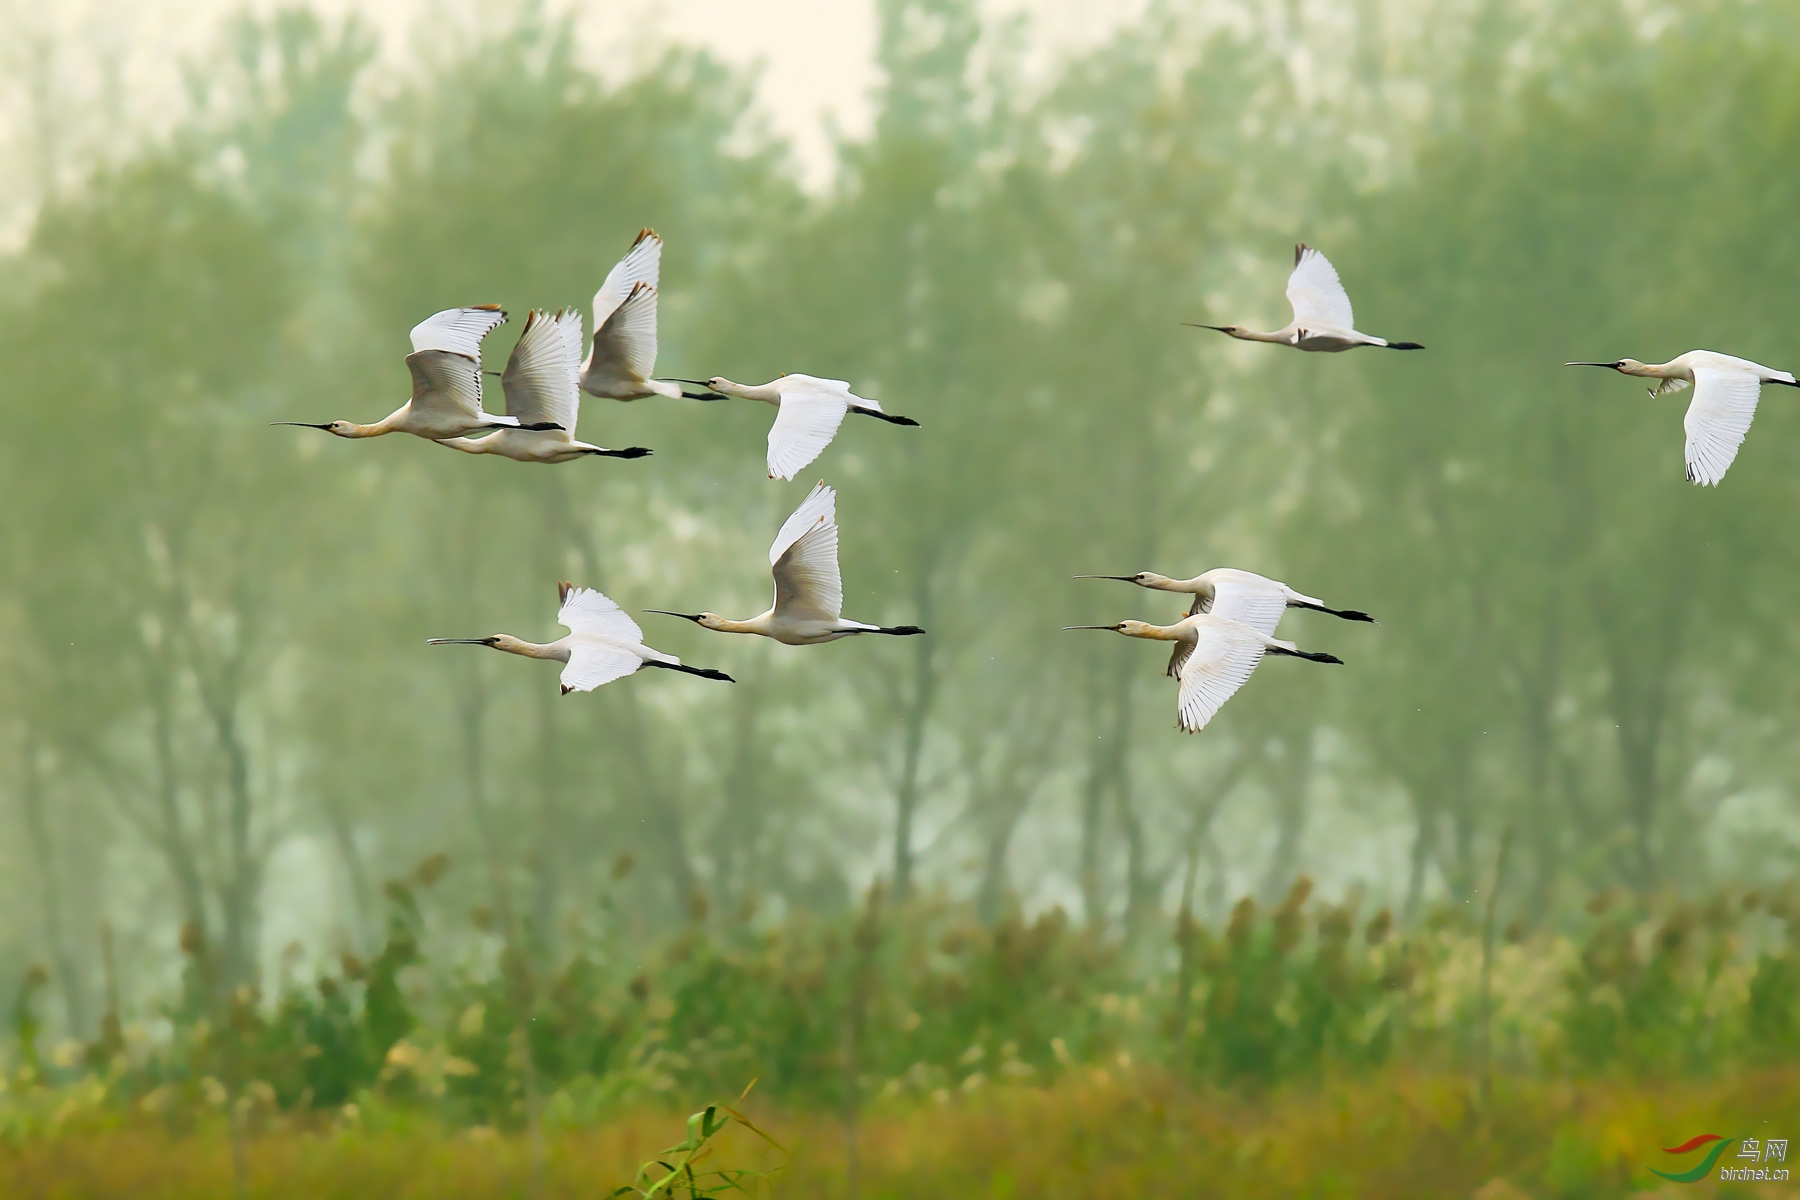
[429,483,923,694]
[1067,569,1373,733]
[586,230,923,480]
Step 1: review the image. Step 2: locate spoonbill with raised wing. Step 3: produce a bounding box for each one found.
[1188,244,1423,352]
[440,308,651,463]
[646,482,925,643]
[1565,350,1799,486]
[1065,614,1341,733]
[664,374,918,480]
[428,583,732,693]
[578,229,717,402]
[276,307,563,440]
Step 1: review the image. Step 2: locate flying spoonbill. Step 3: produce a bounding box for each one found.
[1188,245,1423,352]
[439,308,652,463]
[646,482,924,644]
[428,582,733,693]
[1076,567,1373,675]
[276,306,563,440]
[577,229,717,402]
[664,374,918,480]
[1565,351,1799,486]
[1065,614,1342,733]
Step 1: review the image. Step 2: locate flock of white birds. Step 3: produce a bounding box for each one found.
[281,234,1799,732]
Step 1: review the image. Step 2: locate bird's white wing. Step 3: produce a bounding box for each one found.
[407,351,487,420]
[587,282,659,389]
[560,643,645,694]
[1176,621,1269,733]
[557,583,643,644]
[502,308,584,433]
[1683,367,1762,486]
[1206,578,1289,637]
[593,229,662,329]
[767,380,851,481]
[1285,244,1355,331]
[769,481,842,620]
[409,306,507,357]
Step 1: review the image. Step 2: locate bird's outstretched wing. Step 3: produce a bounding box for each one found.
[410,306,507,357]
[1683,367,1762,486]
[767,378,853,481]
[557,582,643,644]
[1176,621,1269,733]
[585,282,659,392]
[560,644,645,693]
[769,481,843,621]
[1285,244,1355,332]
[593,229,662,329]
[503,308,584,434]
[405,307,508,421]
[1206,576,1289,637]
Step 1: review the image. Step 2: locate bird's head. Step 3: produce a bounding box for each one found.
[1075,571,1173,590]
[427,634,531,656]
[1565,358,1640,375]
[1063,620,1132,636]
[273,419,361,437]
[646,609,726,631]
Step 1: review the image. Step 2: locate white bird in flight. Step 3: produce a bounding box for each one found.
[440,308,652,463]
[1065,613,1342,733]
[277,307,563,440]
[646,482,925,644]
[664,374,919,480]
[1188,244,1423,353]
[428,582,732,692]
[1565,350,1799,486]
[1076,567,1373,674]
[577,229,717,403]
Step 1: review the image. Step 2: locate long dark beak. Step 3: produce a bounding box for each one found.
[1183,324,1231,332]
[660,378,728,401]
[643,609,705,623]
[1073,575,1138,582]
[1062,624,1120,631]
[271,421,333,429]
[1564,362,1618,369]
[665,378,714,387]
[427,637,498,646]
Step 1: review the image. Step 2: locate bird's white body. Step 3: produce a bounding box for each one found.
[279,307,541,440]
[1567,349,1799,486]
[1192,245,1422,353]
[428,584,730,692]
[649,482,925,645]
[439,308,651,463]
[1067,613,1341,733]
[579,229,685,402]
[703,375,915,480]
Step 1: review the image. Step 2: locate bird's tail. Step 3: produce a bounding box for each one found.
[1266,644,1344,665]
[1383,341,1425,350]
[1293,601,1377,624]
[869,625,926,636]
[1770,373,1800,388]
[583,446,653,458]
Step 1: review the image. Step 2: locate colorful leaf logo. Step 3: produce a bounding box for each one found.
[1650,1135,1737,1184]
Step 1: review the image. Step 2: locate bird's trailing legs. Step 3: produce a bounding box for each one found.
[664,378,732,400]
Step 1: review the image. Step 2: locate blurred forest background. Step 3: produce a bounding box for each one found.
[4,0,1800,1194]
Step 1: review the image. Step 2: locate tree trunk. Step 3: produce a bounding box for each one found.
[18,726,89,1036]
